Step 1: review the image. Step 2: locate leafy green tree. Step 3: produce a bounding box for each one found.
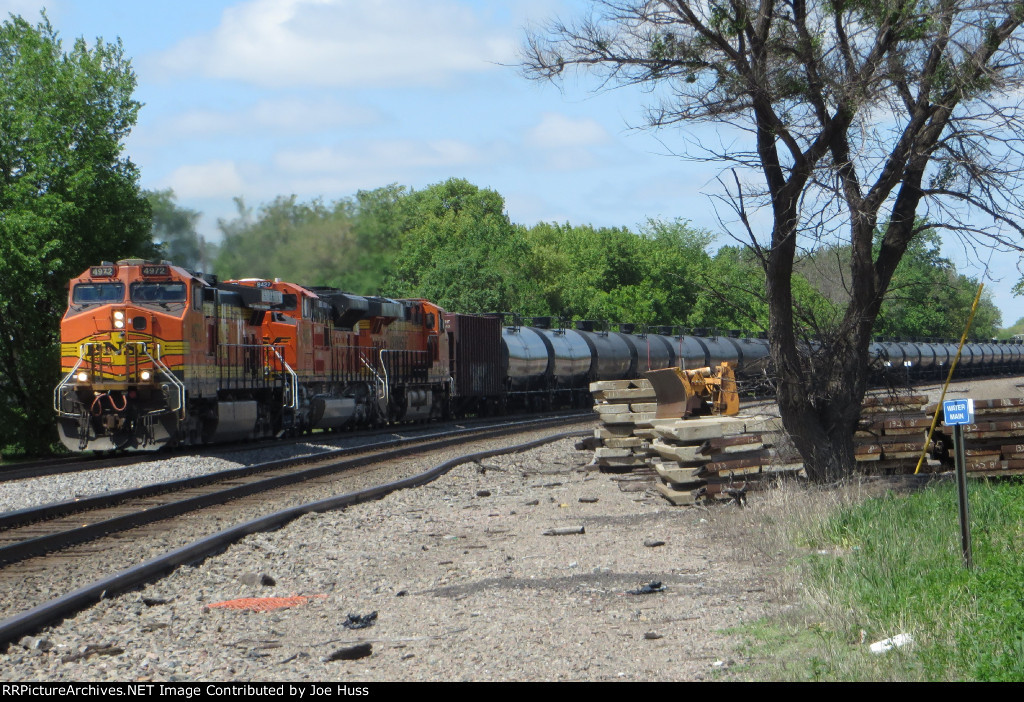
[346,183,412,293]
[0,14,153,456]
[875,231,1001,339]
[522,218,715,326]
[216,195,356,287]
[795,232,1001,338]
[998,317,1024,340]
[383,179,545,314]
[688,246,770,331]
[523,221,643,321]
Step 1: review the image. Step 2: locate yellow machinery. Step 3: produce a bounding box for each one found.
[645,362,739,419]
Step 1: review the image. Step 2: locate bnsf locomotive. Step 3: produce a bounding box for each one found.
[55,259,1024,452]
[55,260,470,451]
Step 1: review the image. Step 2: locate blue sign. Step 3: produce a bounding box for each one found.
[943,399,975,426]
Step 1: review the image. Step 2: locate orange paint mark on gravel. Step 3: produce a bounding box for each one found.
[204,594,327,612]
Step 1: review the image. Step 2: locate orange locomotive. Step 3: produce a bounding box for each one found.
[225,278,454,429]
[55,260,477,451]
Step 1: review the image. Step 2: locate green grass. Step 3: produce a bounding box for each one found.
[737,478,1024,681]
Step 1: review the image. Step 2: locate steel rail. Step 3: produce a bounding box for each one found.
[0,414,591,565]
[0,410,590,484]
[0,429,589,648]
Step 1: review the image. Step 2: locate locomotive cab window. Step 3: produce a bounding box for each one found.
[130,281,187,311]
[72,282,125,305]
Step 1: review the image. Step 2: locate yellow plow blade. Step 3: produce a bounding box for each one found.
[644,363,738,419]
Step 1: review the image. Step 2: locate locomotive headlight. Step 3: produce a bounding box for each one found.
[113,310,125,328]
[140,370,152,381]
[76,372,89,383]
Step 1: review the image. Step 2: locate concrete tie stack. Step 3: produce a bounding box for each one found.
[590,378,659,471]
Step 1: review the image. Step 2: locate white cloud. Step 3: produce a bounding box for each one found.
[164,98,380,137]
[525,113,610,149]
[249,98,378,130]
[156,0,515,87]
[274,139,484,173]
[163,161,246,199]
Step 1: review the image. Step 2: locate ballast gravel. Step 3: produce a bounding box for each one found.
[0,426,591,623]
[0,436,784,682]
[0,424,495,514]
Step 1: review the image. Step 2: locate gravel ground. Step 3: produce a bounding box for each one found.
[2,377,1021,682]
[0,426,590,623]
[0,435,779,682]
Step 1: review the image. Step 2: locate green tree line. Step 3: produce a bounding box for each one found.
[213,177,1001,339]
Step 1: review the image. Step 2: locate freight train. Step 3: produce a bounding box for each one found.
[55,259,1024,452]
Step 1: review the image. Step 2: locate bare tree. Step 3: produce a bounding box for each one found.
[522,0,1024,481]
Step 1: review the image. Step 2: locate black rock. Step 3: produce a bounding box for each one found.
[326,643,372,661]
[342,611,378,630]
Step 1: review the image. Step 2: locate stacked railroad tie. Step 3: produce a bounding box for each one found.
[589,378,794,505]
[592,383,1024,503]
[928,397,1024,476]
[854,393,938,473]
[590,378,658,471]
[648,415,795,505]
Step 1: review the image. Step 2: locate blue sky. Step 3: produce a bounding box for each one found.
[3,0,1022,324]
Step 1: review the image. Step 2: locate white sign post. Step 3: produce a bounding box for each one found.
[943,399,974,569]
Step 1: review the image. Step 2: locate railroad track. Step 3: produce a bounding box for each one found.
[0,410,588,483]
[0,412,590,565]
[0,415,592,647]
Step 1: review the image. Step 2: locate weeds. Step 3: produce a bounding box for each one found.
[735,477,1024,681]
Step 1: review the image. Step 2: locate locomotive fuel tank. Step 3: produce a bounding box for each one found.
[310,396,358,429]
[208,401,259,443]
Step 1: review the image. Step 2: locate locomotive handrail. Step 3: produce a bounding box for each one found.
[267,346,299,411]
[152,343,186,419]
[358,352,386,395]
[378,350,390,407]
[54,341,185,419]
[53,357,85,416]
[377,348,436,406]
